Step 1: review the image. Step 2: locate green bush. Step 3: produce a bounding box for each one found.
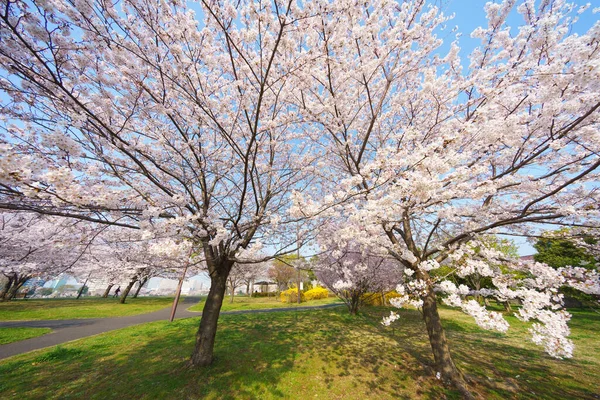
[304,286,329,301]
[280,287,305,303]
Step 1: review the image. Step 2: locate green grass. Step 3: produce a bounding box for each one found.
[0,306,598,399]
[0,327,53,345]
[0,297,175,321]
[188,295,343,312]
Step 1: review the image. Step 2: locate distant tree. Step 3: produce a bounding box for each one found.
[227,263,257,303]
[316,230,402,315]
[268,255,302,291]
[534,230,597,270]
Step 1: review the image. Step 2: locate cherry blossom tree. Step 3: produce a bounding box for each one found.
[0,212,100,300]
[289,0,600,395]
[316,225,402,314]
[226,262,261,302]
[0,0,313,366]
[2,0,599,395]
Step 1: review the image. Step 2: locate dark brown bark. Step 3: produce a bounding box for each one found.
[421,281,474,399]
[189,260,232,367]
[341,289,361,315]
[5,276,28,301]
[76,275,90,299]
[102,284,114,298]
[119,279,137,304]
[0,276,14,301]
[133,277,148,298]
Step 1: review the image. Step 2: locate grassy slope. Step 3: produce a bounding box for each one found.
[0,306,598,399]
[0,327,53,345]
[188,295,343,312]
[0,297,175,321]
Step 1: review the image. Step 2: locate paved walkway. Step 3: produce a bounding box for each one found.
[0,300,343,360]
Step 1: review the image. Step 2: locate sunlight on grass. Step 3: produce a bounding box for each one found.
[187,295,342,312]
[0,306,597,399]
[0,297,175,321]
[0,327,53,345]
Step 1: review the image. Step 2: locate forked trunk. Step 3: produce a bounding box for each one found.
[102,284,114,298]
[5,277,27,301]
[120,279,137,304]
[189,261,231,367]
[421,284,474,399]
[347,291,360,315]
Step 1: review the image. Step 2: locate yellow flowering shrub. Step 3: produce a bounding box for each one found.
[280,287,306,303]
[304,286,329,301]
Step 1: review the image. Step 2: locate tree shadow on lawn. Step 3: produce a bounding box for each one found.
[0,314,302,399]
[365,307,600,400]
[0,308,456,399]
[1,307,596,399]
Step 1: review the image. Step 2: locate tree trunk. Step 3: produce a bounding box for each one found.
[76,275,90,299]
[133,278,147,298]
[102,284,114,298]
[189,261,231,367]
[5,283,20,300]
[0,276,14,301]
[230,283,235,303]
[120,279,137,304]
[348,292,360,315]
[503,301,512,312]
[5,277,28,301]
[421,284,473,399]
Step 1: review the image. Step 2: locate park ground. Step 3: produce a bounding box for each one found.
[0,297,598,399]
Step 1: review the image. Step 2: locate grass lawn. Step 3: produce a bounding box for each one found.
[188,295,343,312]
[0,327,53,345]
[0,297,175,321]
[0,306,598,399]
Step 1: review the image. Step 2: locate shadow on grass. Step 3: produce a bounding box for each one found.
[366,306,600,400]
[0,314,303,399]
[0,306,598,399]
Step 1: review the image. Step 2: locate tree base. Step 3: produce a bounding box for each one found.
[188,352,214,368]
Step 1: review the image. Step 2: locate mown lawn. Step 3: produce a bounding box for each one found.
[0,327,53,345]
[0,297,175,321]
[188,295,343,312]
[0,306,598,399]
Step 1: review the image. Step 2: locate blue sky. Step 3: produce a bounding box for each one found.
[438,1,598,255]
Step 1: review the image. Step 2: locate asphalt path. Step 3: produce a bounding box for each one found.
[0,299,343,360]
